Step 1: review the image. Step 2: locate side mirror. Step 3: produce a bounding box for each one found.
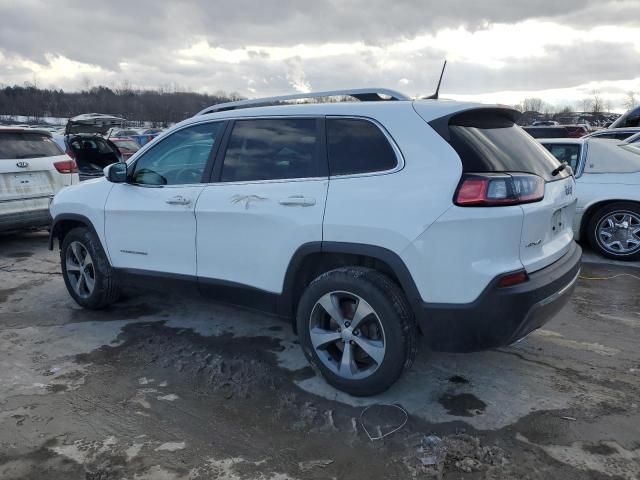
[105,162,128,183]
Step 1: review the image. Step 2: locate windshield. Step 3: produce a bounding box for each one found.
[610,107,640,128]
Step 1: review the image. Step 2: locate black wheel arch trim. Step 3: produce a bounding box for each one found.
[279,241,423,317]
[49,213,101,251]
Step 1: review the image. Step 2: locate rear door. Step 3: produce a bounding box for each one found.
[195,117,328,293]
[422,107,577,273]
[0,131,71,225]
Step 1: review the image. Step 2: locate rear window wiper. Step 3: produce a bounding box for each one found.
[551,162,568,176]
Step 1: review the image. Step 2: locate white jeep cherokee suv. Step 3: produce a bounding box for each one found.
[49,89,581,396]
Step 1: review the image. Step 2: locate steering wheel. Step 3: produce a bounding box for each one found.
[174,167,202,184]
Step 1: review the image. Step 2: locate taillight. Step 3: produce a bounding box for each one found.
[54,159,78,174]
[454,173,545,207]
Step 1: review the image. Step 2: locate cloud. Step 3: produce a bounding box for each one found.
[0,0,639,110]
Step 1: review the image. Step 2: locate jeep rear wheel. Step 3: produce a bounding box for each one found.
[296,267,417,396]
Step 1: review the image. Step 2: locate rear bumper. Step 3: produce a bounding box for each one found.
[0,209,51,233]
[416,242,582,352]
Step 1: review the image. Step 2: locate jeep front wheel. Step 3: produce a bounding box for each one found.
[61,227,120,309]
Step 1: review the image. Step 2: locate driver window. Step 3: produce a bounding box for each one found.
[131,122,223,185]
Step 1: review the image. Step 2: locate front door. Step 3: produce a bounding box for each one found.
[104,121,225,276]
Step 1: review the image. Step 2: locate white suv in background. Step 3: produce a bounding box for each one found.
[49,89,581,396]
[1,127,78,233]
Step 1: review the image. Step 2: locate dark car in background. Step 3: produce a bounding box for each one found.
[609,106,640,128]
[522,126,569,138]
[109,137,140,160]
[562,125,589,138]
[583,127,640,141]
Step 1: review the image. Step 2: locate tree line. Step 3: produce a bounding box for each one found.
[515,90,638,115]
[0,84,243,126]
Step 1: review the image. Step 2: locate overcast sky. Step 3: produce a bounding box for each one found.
[1,0,639,111]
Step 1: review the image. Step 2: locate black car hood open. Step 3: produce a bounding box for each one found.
[65,113,126,136]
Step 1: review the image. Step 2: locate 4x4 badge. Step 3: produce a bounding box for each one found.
[16,161,29,168]
[565,184,573,196]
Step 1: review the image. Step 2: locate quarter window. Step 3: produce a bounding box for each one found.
[542,144,582,172]
[131,122,223,185]
[326,118,397,176]
[221,118,321,182]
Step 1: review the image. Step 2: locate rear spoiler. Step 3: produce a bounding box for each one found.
[429,107,522,141]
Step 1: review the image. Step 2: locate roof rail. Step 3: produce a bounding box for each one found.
[196,88,410,116]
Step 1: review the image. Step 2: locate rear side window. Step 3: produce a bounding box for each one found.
[326,118,397,175]
[441,110,568,181]
[221,118,321,182]
[0,132,63,159]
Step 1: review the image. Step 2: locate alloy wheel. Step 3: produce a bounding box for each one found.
[65,241,96,298]
[309,291,386,380]
[596,211,640,255]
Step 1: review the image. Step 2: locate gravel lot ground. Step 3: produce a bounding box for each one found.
[0,231,639,479]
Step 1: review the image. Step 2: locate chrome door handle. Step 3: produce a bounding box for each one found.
[279,196,316,206]
[166,195,191,205]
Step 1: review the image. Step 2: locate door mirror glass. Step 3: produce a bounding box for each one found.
[107,162,128,183]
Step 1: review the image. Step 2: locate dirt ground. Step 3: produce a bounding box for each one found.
[0,231,639,479]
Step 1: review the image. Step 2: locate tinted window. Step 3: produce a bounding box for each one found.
[221,118,320,182]
[326,118,397,175]
[542,144,582,172]
[132,122,222,185]
[0,132,63,159]
[609,107,640,128]
[446,112,568,181]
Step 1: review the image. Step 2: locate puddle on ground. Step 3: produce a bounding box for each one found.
[4,251,34,259]
[448,375,470,384]
[438,393,487,417]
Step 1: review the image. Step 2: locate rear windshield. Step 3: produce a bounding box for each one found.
[444,111,568,181]
[0,132,63,159]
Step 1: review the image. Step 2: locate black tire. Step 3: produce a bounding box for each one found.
[587,202,640,261]
[296,267,417,396]
[60,227,121,309]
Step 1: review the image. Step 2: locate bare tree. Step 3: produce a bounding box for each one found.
[591,90,603,114]
[604,100,613,113]
[520,98,544,112]
[580,98,591,112]
[558,106,574,114]
[625,91,637,110]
